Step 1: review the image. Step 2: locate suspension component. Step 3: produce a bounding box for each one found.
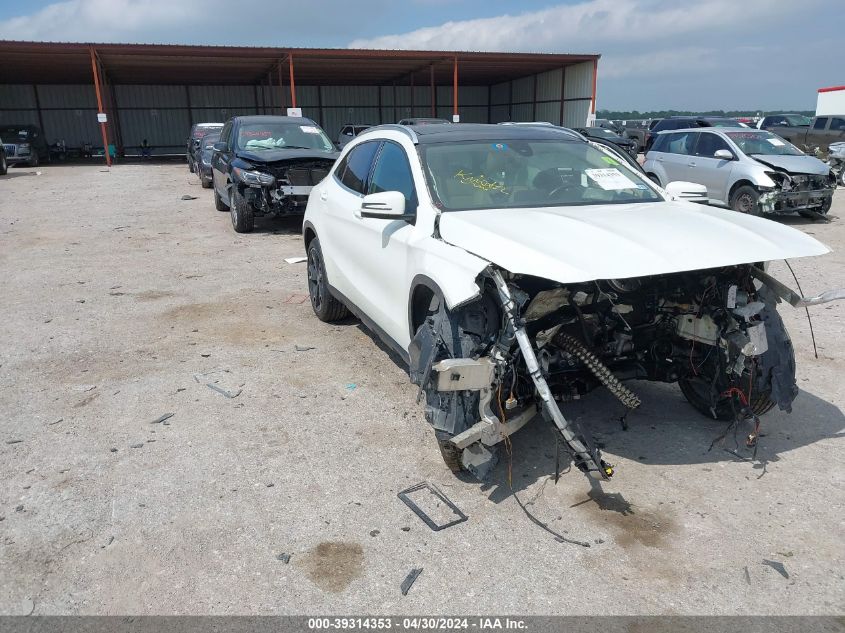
[489,268,613,480]
[555,333,642,410]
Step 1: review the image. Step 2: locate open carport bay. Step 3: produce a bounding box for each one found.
[0,164,843,615]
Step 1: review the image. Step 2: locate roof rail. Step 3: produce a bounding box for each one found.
[362,124,419,144]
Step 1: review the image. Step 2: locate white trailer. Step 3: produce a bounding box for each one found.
[817,85,845,115]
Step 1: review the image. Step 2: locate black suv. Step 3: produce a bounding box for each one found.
[210,115,338,232]
[187,123,223,173]
[1,125,50,167]
[643,116,745,153]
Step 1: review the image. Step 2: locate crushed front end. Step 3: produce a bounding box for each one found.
[239,158,334,217]
[411,264,805,482]
[759,171,835,216]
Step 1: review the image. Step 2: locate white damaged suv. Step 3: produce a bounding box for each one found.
[303,123,835,481]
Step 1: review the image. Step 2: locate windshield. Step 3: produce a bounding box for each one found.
[236,122,334,152]
[1,127,30,140]
[785,114,812,126]
[726,131,804,156]
[421,139,662,211]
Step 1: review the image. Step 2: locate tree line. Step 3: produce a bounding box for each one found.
[598,109,815,120]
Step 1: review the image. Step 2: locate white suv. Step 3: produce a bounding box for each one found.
[303,123,830,482]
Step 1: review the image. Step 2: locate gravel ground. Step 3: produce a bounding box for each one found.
[0,162,843,615]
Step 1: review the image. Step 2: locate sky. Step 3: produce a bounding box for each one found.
[0,0,841,112]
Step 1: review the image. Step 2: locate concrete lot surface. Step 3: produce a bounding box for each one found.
[0,163,843,615]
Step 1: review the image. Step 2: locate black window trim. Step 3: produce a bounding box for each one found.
[367,139,419,216]
[333,139,382,197]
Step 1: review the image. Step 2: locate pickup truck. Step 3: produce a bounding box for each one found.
[768,115,845,156]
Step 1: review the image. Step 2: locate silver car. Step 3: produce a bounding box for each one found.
[643,127,835,217]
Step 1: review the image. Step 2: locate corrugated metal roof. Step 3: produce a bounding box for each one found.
[0,40,600,86]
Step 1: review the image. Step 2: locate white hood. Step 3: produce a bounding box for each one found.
[437,201,829,283]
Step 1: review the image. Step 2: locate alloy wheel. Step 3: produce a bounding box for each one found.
[307,247,324,312]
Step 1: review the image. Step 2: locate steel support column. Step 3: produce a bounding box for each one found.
[591,58,598,114]
[89,45,111,166]
[453,56,458,120]
[288,54,297,109]
[430,64,435,117]
[278,60,286,112]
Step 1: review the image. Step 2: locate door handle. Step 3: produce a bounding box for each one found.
[320,191,328,201]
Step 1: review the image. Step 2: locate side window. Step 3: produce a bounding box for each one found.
[695,132,730,157]
[339,141,380,194]
[813,117,828,130]
[830,117,845,131]
[341,126,352,137]
[651,133,670,152]
[661,131,698,155]
[219,122,232,149]
[368,141,417,213]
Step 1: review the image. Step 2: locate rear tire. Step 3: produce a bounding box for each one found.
[306,237,349,322]
[200,173,212,189]
[229,188,254,233]
[213,184,229,211]
[28,153,38,168]
[730,185,761,215]
[188,159,195,173]
[0,154,6,175]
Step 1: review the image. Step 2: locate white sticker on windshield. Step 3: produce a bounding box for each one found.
[300,125,321,134]
[767,138,785,146]
[584,168,636,190]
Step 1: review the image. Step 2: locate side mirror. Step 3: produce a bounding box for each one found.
[665,181,708,204]
[357,191,413,221]
[713,149,734,160]
[212,142,227,152]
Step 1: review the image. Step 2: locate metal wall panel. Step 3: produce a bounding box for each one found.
[491,82,510,105]
[37,84,97,108]
[295,86,319,107]
[189,107,256,124]
[116,85,186,108]
[0,85,37,108]
[322,107,381,139]
[564,61,594,101]
[0,110,40,127]
[512,76,534,103]
[510,103,533,121]
[321,86,379,107]
[438,106,486,123]
[40,109,100,145]
[189,85,254,107]
[118,107,191,149]
[536,69,563,102]
[534,101,561,125]
[490,104,510,123]
[563,99,591,128]
[380,86,394,107]
[259,84,286,110]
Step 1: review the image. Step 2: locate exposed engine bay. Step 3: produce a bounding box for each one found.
[410,263,800,481]
[758,164,835,217]
[241,158,334,217]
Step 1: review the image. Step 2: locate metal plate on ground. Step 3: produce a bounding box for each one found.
[397,482,468,532]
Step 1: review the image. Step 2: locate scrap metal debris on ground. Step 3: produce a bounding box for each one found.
[150,412,174,425]
[762,559,789,579]
[400,568,423,596]
[397,482,467,532]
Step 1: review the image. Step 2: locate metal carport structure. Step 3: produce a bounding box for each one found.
[0,41,600,164]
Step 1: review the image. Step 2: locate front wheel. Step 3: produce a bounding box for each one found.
[306,237,348,322]
[229,188,254,233]
[0,154,7,175]
[730,185,761,215]
[213,184,229,211]
[200,172,212,189]
[28,153,39,168]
